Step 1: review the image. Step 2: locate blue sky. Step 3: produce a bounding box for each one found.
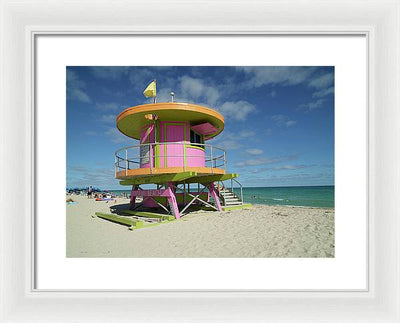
[67,66,334,189]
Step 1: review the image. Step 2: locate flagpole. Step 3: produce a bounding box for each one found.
[153,79,157,104]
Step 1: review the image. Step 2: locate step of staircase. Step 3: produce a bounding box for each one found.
[224,197,240,201]
[224,201,243,206]
[224,197,241,201]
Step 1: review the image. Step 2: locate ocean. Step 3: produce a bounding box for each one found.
[234,186,334,208]
[109,185,334,209]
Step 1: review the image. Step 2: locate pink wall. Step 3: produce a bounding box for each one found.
[140,120,206,169]
[186,147,205,167]
[166,124,185,167]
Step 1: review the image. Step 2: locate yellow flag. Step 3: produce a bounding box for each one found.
[143,81,156,98]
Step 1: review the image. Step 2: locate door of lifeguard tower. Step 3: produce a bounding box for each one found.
[160,122,186,168]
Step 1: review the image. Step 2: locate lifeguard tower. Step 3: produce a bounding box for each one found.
[95,82,244,228]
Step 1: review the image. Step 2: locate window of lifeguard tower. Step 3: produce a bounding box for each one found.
[190,129,204,148]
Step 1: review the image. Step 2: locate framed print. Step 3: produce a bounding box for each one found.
[1,0,399,322]
[36,35,364,291]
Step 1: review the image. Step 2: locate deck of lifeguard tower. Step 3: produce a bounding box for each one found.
[99,101,245,224]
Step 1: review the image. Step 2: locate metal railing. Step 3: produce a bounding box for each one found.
[216,178,244,204]
[231,178,243,203]
[114,142,226,177]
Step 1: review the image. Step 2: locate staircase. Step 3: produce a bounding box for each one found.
[217,184,243,207]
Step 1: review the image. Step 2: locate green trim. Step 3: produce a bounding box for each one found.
[154,121,160,168]
[222,204,252,211]
[183,123,187,169]
[129,222,161,231]
[178,173,238,184]
[186,144,205,151]
[119,171,197,185]
[155,144,160,168]
[118,210,175,221]
[163,123,167,167]
[94,212,144,229]
[94,212,174,230]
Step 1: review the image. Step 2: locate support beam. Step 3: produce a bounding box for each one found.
[208,182,223,212]
[119,171,197,186]
[167,182,180,219]
[130,189,173,197]
[177,173,238,184]
[147,196,170,214]
[130,185,138,210]
[174,183,219,213]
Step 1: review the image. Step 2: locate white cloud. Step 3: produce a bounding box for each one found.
[272,164,310,170]
[235,154,298,167]
[299,99,325,111]
[217,101,256,121]
[154,88,176,103]
[312,86,334,98]
[271,114,297,127]
[285,120,297,127]
[235,159,265,167]
[237,66,317,88]
[95,102,121,111]
[308,73,334,89]
[237,67,334,103]
[216,140,242,150]
[67,70,91,103]
[246,148,263,155]
[129,68,154,86]
[238,130,256,138]
[67,165,116,189]
[179,76,220,106]
[132,74,255,121]
[105,127,130,144]
[91,66,130,79]
[100,114,117,124]
[249,164,314,173]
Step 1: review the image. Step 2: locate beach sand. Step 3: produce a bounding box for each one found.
[66,195,334,258]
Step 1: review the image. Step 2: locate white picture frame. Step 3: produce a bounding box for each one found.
[1,0,399,322]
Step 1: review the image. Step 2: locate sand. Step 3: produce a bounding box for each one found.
[66,195,334,258]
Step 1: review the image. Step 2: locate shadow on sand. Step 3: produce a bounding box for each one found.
[109,202,216,217]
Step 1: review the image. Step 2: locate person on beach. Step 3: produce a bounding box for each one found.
[87,186,92,198]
